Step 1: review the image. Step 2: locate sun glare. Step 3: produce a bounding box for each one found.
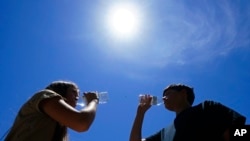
[107,3,141,39]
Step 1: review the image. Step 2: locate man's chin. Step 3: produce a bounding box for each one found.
[164,104,174,111]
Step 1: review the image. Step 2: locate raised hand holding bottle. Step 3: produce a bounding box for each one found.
[139,94,163,106]
[77,91,108,107]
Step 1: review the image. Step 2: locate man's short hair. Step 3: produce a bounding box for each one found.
[45,80,78,97]
[163,84,195,105]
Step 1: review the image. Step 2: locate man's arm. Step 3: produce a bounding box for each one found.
[40,92,98,132]
[129,95,152,141]
[130,110,146,141]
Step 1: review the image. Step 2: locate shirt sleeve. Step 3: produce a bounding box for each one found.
[145,130,161,141]
[28,89,62,113]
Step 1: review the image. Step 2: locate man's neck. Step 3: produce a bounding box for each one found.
[175,103,191,115]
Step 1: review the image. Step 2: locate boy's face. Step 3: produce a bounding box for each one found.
[65,86,79,107]
[163,89,187,111]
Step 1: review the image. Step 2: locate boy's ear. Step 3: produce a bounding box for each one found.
[180,89,188,98]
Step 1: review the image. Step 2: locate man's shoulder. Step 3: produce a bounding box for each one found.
[199,100,219,104]
[196,100,221,107]
[26,89,62,108]
[32,89,61,99]
[190,100,223,111]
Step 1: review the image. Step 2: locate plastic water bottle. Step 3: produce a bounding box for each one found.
[77,91,108,107]
[139,94,163,106]
[97,91,109,104]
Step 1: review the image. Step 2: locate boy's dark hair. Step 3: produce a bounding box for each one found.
[163,84,195,105]
[45,80,78,97]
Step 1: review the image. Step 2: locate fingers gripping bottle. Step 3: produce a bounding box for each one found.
[139,94,163,106]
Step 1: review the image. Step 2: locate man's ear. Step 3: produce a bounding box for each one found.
[180,89,188,99]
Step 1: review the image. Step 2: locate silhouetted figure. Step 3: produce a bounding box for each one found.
[5,80,99,141]
[130,84,246,141]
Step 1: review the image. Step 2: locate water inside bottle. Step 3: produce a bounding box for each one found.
[76,91,108,107]
[139,94,163,106]
[98,91,108,104]
[151,96,163,106]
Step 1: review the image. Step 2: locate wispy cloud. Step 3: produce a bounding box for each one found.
[145,0,245,66]
[100,0,250,79]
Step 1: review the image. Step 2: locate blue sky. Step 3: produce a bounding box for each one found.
[0,0,250,140]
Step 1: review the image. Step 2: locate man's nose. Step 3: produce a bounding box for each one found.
[75,96,79,100]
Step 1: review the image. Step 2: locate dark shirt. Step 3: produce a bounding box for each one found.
[145,100,246,141]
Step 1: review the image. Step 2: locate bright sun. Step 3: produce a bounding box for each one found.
[107,3,141,39]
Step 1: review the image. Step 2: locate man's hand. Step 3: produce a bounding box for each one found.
[83,92,99,104]
[137,94,152,114]
[130,94,153,141]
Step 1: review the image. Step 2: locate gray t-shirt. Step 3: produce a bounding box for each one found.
[5,89,63,141]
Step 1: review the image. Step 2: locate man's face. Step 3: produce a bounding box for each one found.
[163,89,184,111]
[65,86,79,107]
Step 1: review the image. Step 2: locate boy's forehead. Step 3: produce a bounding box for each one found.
[70,86,80,92]
[163,89,177,95]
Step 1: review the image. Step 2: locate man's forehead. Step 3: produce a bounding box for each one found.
[163,88,178,94]
[70,87,79,92]
[165,89,176,92]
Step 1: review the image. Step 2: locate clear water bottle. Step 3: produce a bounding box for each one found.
[77,91,108,107]
[97,91,109,104]
[139,94,163,106]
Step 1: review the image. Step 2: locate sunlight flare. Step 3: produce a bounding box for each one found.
[106,3,141,39]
